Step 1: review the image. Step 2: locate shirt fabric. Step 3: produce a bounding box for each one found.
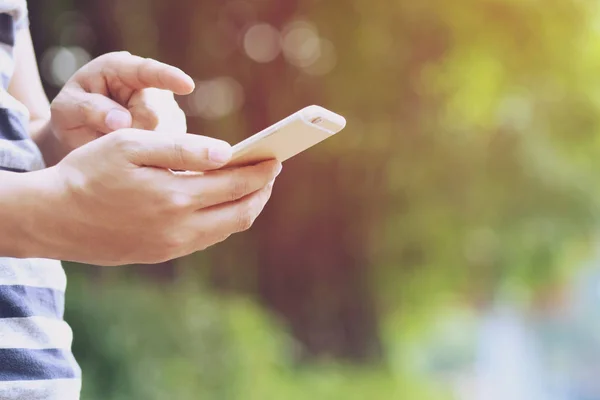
[0,1,82,398]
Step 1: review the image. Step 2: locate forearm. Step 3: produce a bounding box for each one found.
[0,169,60,259]
[8,28,68,166]
[30,118,70,167]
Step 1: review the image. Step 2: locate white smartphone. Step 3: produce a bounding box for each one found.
[224,105,346,168]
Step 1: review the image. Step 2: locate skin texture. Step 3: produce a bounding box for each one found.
[0,28,280,266]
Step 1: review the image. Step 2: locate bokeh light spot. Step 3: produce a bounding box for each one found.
[281,20,321,68]
[243,23,281,63]
[40,46,91,87]
[302,38,337,76]
[187,77,244,120]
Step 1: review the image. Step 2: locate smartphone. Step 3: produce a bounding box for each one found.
[224,105,346,168]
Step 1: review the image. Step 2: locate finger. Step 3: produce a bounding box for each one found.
[174,159,282,209]
[165,106,188,134]
[129,88,164,130]
[129,88,187,133]
[53,87,133,134]
[136,105,186,133]
[95,52,195,95]
[114,129,233,171]
[189,182,275,247]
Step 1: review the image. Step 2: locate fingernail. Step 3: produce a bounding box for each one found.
[275,163,282,177]
[209,146,232,163]
[106,109,132,131]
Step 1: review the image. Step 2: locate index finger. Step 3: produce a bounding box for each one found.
[174,160,282,209]
[93,52,195,95]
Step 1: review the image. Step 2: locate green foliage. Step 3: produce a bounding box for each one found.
[65,272,449,400]
[319,0,600,309]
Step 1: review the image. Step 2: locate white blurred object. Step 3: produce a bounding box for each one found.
[473,304,547,400]
[281,20,321,69]
[281,20,338,76]
[243,23,281,63]
[302,39,337,76]
[40,46,90,87]
[186,77,244,120]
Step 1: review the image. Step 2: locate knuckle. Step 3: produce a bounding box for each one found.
[75,98,92,116]
[170,138,187,167]
[165,192,193,211]
[228,177,249,201]
[134,108,160,130]
[109,130,139,156]
[235,204,255,231]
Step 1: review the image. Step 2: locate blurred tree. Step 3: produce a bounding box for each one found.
[29,0,600,371]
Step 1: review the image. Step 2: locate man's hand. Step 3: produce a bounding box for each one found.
[21,129,281,266]
[50,51,194,150]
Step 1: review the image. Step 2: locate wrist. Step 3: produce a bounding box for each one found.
[0,168,66,260]
[30,118,70,167]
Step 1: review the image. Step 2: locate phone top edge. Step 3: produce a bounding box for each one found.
[300,105,347,131]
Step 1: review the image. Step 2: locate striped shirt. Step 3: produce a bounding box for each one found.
[0,1,82,399]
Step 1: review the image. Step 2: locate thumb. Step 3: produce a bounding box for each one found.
[105,107,133,132]
[55,88,133,134]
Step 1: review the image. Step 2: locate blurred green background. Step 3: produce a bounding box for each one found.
[27,0,600,398]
